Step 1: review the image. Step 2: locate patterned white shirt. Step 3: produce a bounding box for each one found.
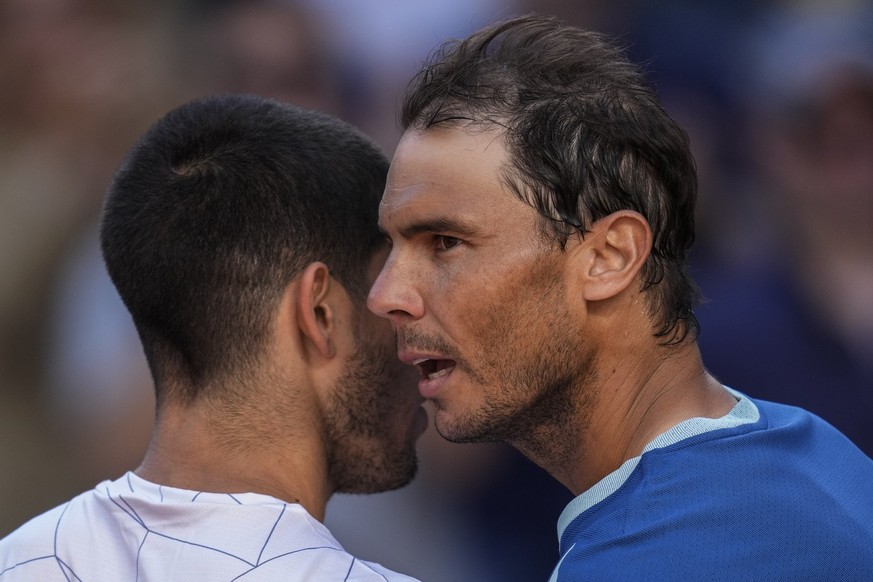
[0,472,419,581]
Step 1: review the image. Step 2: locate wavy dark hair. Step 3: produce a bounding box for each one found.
[101,94,388,402]
[401,15,701,343]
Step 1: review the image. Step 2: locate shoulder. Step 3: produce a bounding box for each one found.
[0,474,143,579]
[338,559,421,582]
[634,398,873,515]
[244,507,420,581]
[556,399,873,579]
[0,500,75,580]
[741,398,872,470]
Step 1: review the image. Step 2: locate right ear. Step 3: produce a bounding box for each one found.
[295,262,337,360]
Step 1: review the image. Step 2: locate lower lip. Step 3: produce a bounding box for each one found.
[418,367,454,399]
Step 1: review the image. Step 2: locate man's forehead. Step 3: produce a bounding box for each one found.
[378,180,433,223]
[378,127,510,225]
[377,185,476,236]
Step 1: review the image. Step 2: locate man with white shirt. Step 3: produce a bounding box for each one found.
[368,15,873,580]
[0,94,425,581]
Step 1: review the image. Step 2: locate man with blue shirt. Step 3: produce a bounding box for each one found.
[368,15,873,580]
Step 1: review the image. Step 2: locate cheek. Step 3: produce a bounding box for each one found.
[362,310,395,345]
[490,254,568,335]
[464,266,559,354]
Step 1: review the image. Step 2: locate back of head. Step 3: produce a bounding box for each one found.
[402,14,700,343]
[100,94,388,403]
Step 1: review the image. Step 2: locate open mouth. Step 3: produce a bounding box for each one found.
[413,358,456,381]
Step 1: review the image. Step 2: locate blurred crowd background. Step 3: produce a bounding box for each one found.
[2,0,872,580]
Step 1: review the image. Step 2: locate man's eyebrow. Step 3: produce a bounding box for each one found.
[383,217,481,239]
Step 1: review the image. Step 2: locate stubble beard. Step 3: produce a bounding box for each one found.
[433,265,598,472]
[437,329,597,471]
[325,331,419,495]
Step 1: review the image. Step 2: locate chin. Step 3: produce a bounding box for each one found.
[434,414,497,444]
[433,400,524,445]
[335,466,418,495]
[330,444,419,494]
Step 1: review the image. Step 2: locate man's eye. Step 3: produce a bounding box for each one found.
[434,235,462,251]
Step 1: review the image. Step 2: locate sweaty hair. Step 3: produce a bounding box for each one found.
[101,94,388,403]
[401,15,700,343]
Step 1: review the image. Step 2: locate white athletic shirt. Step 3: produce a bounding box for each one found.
[0,472,419,581]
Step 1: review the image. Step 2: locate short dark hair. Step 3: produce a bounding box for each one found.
[401,15,700,343]
[101,94,388,402]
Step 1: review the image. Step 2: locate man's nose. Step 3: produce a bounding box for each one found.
[367,251,425,323]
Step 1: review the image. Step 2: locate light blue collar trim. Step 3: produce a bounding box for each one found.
[555,387,758,542]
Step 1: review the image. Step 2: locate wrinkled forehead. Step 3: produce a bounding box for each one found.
[379,126,512,225]
[376,126,553,254]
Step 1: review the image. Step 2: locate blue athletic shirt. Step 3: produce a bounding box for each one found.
[550,389,873,581]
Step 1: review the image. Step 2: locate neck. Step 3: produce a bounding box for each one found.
[517,338,735,496]
[136,395,332,521]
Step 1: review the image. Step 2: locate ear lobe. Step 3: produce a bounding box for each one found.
[296,262,337,359]
[580,210,652,301]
